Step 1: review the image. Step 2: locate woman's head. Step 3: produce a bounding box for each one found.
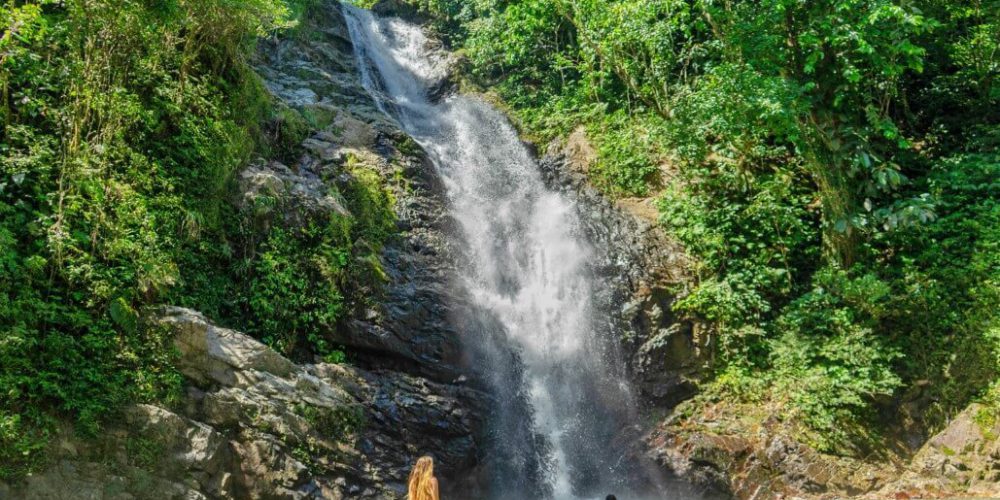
[407,456,438,500]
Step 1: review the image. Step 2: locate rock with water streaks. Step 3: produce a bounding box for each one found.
[537,136,707,409]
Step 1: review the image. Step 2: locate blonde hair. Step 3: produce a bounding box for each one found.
[407,456,439,500]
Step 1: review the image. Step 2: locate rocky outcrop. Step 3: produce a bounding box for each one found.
[877,404,1000,498]
[642,398,1000,500]
[0,308,487,500]
[648,420,897,499]
[538,136,708,409]
[254,0,477,386]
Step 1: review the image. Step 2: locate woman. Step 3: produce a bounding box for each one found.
[407,455,440,500]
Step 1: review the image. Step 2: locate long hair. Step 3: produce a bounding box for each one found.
[407,456,439,500]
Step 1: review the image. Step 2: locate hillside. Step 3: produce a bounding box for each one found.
[1,1,999,499]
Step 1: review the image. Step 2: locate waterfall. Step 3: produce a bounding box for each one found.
[343,5,670,499]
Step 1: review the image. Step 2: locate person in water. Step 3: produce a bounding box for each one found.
[407,456,440,500]
[606,496,617,500]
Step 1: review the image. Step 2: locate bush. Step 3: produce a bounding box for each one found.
[230,153,396,359]
[586,111,664,197]
[882,153,1000,424]
[660,157,820,359]
[771,269,901,451]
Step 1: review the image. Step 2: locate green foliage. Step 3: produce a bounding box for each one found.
[0,0,372,479]
[125,436,164,470]
[342,154,398,247]
[286,0,325,23]
[660,156,820,356]
[882,153,1000,423]
[460,0,941,255]
[771,269,901,450]
[713,0,935,264]
[586,111,664,197]
[245,224,349,356]
[227,154,396,359]
[262,104,312,164]
[294,402,365,441]
[975,381,1000,437]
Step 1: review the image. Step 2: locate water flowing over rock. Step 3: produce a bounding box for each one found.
[536,147,707,410]
[342,5,693,498]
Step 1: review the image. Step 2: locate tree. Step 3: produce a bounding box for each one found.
[699,0,934,265]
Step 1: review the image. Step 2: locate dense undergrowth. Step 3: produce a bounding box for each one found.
[399,0,1000,452]
[0,0,394,478]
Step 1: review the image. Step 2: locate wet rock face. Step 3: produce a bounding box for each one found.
[337,143,470,383]
[254,0,476,386]
[536,147,707,409]
[240,0,499,493]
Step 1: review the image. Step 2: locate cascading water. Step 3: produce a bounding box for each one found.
[343,5,672,499]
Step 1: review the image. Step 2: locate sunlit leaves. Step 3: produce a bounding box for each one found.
[0,0,312,479]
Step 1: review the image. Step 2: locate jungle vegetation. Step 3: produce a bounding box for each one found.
[0,0,395,478]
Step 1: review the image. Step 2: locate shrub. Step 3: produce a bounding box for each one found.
[771,269,901,451]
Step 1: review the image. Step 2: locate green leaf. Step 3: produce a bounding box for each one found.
[109,298,138,334]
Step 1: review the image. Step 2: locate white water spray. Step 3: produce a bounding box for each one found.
[343,5,667,499]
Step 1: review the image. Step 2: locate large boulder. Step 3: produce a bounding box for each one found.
[647,415,898,499]
[0,308,489,500]
[878,403,1000,498]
